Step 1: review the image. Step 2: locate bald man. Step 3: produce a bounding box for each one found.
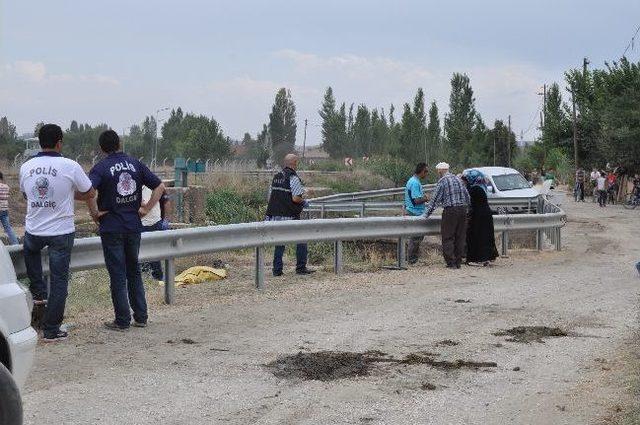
[265,154,314,276]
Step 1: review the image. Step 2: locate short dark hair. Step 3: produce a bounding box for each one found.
[38,124,63,149]
[415,162,427,174]
[99,130,120,153]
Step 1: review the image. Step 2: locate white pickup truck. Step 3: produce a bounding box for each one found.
[0,242,38,425]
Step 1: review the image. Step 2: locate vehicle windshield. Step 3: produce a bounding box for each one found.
[492,173,530,191]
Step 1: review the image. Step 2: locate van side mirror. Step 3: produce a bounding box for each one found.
[487,185,495,193]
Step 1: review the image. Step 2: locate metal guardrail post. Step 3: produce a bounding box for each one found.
[255,247,265,289]
[555,227,562,251]
[536,229,543,251]
[360,203,366,217]
[397,237,406,269]
[334,240,343,274]
[501,231,509,256]
[164,258,175,304]
[320,204,326,219]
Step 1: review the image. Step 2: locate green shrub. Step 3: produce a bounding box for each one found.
[205,188,264,224]
[364,156,413,186]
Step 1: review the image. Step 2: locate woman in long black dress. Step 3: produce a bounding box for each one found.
[464,170,498,266]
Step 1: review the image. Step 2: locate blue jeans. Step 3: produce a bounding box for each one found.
[100,233,148,327]
[273,244,308,273]
[23,232,75,338]
[142,221,164,280]
[0,210,19,245]
[266,215,308,273]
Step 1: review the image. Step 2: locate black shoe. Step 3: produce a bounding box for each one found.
[104,321,129,331]
[446,264,457,269]
[43,330,68,343]
[456,263,461,269]
[132,321,147,328]
[408,258,418,265]
[296,268,316,275]
[273,271,283,277]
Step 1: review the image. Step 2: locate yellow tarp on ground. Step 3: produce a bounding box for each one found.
[174,266,227,287]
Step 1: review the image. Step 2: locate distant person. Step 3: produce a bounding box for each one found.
[590,168,600,202]
[597,171,607,207]
[0,171,19,245]
[20,124,95,342]
[141,185,170,281]
[607,170,618,204]
[463,169,498,266]
[636,261,640,277]
[575,167,586,202]
[89,130,165,331]
[404,162,428,264]
[424,162,470,269]
[265,153,314,276]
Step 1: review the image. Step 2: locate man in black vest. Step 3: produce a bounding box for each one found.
[266,153,314,276]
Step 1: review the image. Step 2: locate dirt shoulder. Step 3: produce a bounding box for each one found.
[21,198,640,425]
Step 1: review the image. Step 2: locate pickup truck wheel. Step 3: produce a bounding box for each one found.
[0,363,22,425]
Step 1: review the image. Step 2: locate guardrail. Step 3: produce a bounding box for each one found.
[307,196,541,217]
[7,197,565,305]
[311,184,437,203]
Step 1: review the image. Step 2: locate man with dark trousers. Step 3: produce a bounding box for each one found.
[265,153,314,276]
[88,130,165,330]
[424,162,470,269]
[20,124,96,342]
[404,162,428,264]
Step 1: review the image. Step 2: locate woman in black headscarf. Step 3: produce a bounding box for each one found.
[464,170,498,266]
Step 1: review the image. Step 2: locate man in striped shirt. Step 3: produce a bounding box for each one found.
[424,162,470,269]
[0,171,19,245]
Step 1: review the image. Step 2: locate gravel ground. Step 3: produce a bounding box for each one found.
[21,197,640,424]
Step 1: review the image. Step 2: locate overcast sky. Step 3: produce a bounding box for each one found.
[1,0,639,146]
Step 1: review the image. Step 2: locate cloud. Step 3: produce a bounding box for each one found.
[207,75,318,97]
[2,60,120,86]
[11,61,47,82]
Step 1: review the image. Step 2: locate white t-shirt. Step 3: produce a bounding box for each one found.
[20,154,92,236]
[141,186,162,226]
[596,176,606,191]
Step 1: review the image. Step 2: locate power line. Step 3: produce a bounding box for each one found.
[521,104,542,137]
[622,24,640,58]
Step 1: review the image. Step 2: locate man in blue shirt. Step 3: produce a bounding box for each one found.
[404,162,428,264]
[88,130,165,330]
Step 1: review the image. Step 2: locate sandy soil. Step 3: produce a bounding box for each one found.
[21,197,640,425]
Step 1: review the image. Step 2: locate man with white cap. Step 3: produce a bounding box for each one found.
[424,162,470,268]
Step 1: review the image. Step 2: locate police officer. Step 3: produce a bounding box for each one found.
[265,153,314,276]
[88,130,165,330]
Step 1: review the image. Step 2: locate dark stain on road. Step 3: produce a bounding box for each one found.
[494,326,568,343]
[266,350,497,381]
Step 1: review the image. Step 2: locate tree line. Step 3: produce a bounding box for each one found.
[318,73,516,169]
[519,57,640,175]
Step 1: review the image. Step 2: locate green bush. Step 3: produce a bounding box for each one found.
[364,156,413,186]
[205,188,265,224]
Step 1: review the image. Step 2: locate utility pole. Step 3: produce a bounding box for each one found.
[572,92,578,169]
[302,118,307,162]
[537,83,547,130]
[507,115,511,167]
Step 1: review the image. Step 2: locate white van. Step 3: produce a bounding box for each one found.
[0,242,38,425]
